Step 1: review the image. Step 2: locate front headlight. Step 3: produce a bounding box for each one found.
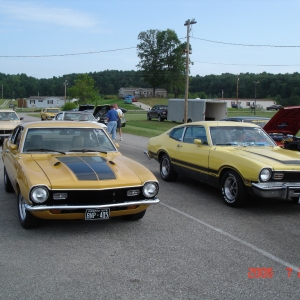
[30,186,49,203]
[142,182,159,198]
[259,168,272,182]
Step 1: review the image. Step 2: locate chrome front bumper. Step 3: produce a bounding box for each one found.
[25,198,160,211]
[252,182,300,199]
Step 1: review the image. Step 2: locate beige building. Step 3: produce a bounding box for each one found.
[119,87,167,98]
[217,98,276,109]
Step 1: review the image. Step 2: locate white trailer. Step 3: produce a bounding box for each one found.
[167,98,227,123]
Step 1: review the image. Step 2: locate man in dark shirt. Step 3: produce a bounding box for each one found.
[106,105,119,141]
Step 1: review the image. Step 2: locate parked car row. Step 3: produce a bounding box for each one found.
[1,104,300,231]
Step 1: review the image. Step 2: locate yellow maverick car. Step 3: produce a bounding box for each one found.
[40,107,60,120]
[2,121,159,229]
[0,110,24,143]
[145,121,300,207]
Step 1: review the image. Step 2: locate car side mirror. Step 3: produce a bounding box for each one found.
[9,143,18,151]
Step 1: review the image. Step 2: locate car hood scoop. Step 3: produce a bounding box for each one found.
[263,106,300,136]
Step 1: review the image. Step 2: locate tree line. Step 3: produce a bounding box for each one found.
[1,70,300,106]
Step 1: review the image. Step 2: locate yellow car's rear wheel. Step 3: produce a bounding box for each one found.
[160,154,178,182]
[4,167,14,193]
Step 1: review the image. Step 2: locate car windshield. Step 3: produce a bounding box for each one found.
[47,109,60,113]
[0,112,19,121]
[210,126,276,146]
[22,127,117,153]
[64,113,96,121]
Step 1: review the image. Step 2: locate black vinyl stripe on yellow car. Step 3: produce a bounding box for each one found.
[57,156,116,180]
[241,150,300,165]
[171,158,218,175]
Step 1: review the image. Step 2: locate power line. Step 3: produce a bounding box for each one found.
[0,47,136,58]
[193,61,300,67]
[190,37,300,48]
[1,36,299,59]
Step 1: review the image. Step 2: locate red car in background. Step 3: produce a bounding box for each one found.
[263,106,300,150]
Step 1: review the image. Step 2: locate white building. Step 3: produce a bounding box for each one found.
[26,96,66,108]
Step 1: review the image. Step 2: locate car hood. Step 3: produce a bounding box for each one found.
[263,106,300,136]
[0,120,21,130]
[26,153,155,189]
[93,105,110,116]
[78,104,95,111]
[225,146,300,168]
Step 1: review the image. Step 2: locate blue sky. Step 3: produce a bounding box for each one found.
[0,0,300,79]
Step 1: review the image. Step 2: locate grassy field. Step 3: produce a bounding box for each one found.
[1,97,279,138]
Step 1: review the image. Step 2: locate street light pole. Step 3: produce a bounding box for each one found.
[253,81,260,115]
[184,18,196,123]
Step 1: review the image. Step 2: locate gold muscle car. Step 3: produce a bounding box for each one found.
[2,121,159,229]
[0,110,23,143]
[40,108,60,120]
[144,121,300,207]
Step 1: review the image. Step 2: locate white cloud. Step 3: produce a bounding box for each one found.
[0,1,99,29]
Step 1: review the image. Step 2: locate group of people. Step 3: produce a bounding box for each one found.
[106,104,123,141]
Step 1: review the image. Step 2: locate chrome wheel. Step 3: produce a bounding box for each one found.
[160,154,178,182]
[221,170,247,207]
[17,193,42,229]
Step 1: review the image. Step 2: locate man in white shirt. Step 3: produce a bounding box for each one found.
[114,104,123,141]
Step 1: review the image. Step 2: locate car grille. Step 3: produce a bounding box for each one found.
[277,172,300,182]
[0,130,12,135]
[43,187,145,206]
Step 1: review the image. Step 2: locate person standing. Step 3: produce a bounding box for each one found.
[106,105,119,141]
[114,104,123,141]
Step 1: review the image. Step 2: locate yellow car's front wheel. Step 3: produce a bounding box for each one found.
[221,170,247,207]
[17,193,42,229]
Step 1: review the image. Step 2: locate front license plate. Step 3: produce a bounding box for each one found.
[85,209,110,220]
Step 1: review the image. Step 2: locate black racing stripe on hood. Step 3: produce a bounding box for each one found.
[57,156,116,180]
[241,150,300,165]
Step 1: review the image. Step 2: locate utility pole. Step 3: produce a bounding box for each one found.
[63,80,68,104]
[1,84,3,99]
[184,18,196,123]
[253,81,260,115]
[236,74,239,108]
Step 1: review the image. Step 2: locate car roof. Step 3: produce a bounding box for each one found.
[169,120,260,129]
[0,109,17,113]
[21,120,106,129]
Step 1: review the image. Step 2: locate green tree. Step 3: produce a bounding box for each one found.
[68,74,99,104]
[137,29,186,96]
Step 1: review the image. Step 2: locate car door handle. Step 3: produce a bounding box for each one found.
[177,144,182,147]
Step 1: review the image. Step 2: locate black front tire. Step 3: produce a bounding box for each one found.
[291,197,299,204]
[4,167,14,193]
[221,170,247,207]
[158,115,164,122]
[160,154,178,182]
[123,210,146,221]
[17,193,42,229]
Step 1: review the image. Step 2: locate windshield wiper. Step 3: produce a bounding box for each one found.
[69,149,107,154]
[26,148,66,154]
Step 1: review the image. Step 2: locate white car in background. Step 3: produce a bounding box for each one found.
[52,111,107,129]
[0,109,24,143]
